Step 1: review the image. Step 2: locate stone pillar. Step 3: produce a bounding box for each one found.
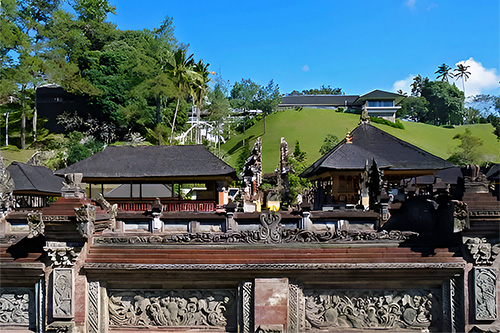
[254,278,289,332]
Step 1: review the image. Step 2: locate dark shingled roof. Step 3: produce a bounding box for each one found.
[55,145,237,180]
[7,162,63,195]
[301,122,454,178]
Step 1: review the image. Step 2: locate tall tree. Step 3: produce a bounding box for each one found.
[435,63,453,82]
[207,78,231,156]
[410,75,429,97]
[193,60,212,144]
[421,80,464,125]
[454,63,471,96]
[166,48,199,144]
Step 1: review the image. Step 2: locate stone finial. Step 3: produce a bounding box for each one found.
[61,173,86,198]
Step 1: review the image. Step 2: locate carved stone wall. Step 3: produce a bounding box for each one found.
[107,289,236,330]
[0,287,35,330]
[240,281,254,333]
[52,268,74,319]
[88,281,100,333]
[302,289,441,331]
[474,268,498,321]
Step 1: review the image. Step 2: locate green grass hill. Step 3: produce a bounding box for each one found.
[222,108,500,174]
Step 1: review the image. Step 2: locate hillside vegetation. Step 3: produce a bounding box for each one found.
[222,108,500,173]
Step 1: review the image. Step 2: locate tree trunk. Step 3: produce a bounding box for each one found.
[156,96,162,124]
[169,97,181,145]
[21,111,26,149]
[33,107,37,142]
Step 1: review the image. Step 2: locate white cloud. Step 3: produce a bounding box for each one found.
[393,74,415,94]
[302,65,309,72]
[453,57,500,97]
[406,0,416,9]
[427,3,438,10]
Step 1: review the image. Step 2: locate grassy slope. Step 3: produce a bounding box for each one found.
[222,108,500,173]
[0,149,37,166]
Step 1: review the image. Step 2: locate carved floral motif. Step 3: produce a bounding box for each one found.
[304,290,439,330]
[94,229,416,245]
[108,290,235,328]
[44,247,80,267]
[0,288,34,327]
[466,238,500,266]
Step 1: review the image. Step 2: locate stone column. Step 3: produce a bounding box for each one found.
[254,278,289,332]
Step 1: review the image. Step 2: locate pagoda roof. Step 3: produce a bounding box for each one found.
[7,162,63,195]
[301,122,454,178]
[55,145,237,181]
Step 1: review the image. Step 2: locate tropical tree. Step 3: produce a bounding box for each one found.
[166,48,199,144]
[435,63,453,82]
[193,60,212,144]
[454,63,471,96]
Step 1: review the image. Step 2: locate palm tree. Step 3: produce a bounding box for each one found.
[435,63,453,82]
[192,60,212,144]
[454,63,471,96]
[166,48,199,145]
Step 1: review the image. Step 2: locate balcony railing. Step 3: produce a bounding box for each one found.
[114,201,216,212]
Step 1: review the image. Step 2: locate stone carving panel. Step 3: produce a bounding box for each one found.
[475,268,498,321]
[27,212,44,238]
[94,229,416,245]
[303,289,440,331]
[0,287,35,329]
[88,281,100,333]
[240,282,254,333]
[74,204,96,238]
[52,268,74,318]
[108,289,236,329]
[466,238,500,266]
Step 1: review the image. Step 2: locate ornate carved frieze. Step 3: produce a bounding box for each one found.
[475,268,498,321]
[84,262,465,271]
[240,282,254,333]
[289,283,305,333]
[74,204,96,238]
[466,238,500,266]
[0,287,35,328]
[52,268,74,319]
[94,229,416,246]
[27,212,44,238]
[44,246,80,268]
[303,289,440,331]
[107,289,236,328]
[88,281,100,333]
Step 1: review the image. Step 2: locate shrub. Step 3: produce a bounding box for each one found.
[369,117,405,129]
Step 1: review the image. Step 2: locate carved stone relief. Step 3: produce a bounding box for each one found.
[74,204,96,238]
[44,245,80,268]
[94,229,416,246]
[88,281,100,333]
[52,268,74,318]
[475,268,498,321]
[27,212,44,238]
[466,238,500,266]
[240,282,254,333]
[0,287,35,328]
[452,200,468,232]
[288,283,305,333]
[107,289,236,329]
[303,289,440,331]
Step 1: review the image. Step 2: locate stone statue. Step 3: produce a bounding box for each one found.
[241,138,263,198]
[61,173,85,198]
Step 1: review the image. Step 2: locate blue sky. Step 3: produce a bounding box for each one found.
[103,0,498,97]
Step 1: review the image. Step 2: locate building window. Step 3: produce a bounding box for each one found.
[368,100,394,107]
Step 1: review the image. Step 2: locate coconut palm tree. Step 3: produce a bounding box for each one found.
[192,60,212,144]
[454,63,471,96]
[166,48,199,145]
[435,63,453,82]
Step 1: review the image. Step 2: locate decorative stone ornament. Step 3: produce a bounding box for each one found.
[258,211,282,243]
[74,204,96,238]
[27,212,44,238]
[61,173,86,198]
[474,268,498,321]
[52,268,74,319]
[44,246,80,268]
[466,238,500,266]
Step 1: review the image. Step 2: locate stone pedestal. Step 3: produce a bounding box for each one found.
[254,278,289,332]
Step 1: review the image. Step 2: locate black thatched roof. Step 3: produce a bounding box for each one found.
[301,122,454,178]
[7,162,63,195]
[55,145,236,181]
